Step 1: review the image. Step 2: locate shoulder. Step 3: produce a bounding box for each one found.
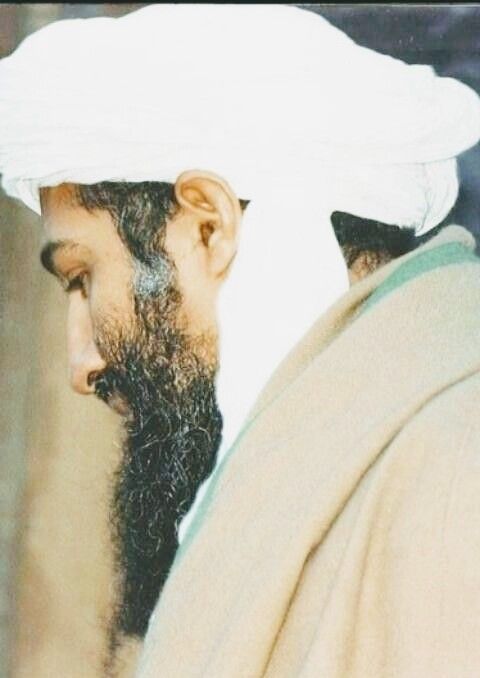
[362,370,480,675]
[394,369,480,466]
[379,369,480,559]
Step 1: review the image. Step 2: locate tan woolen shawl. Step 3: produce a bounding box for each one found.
[138,225,480,677]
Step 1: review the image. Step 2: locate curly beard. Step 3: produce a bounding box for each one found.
[94,270,222,658]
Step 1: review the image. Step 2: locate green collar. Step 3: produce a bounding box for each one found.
[362,240,479,314]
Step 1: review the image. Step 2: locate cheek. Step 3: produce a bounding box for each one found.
[88,268,136,332]
[175,268,217,338]
[164,225,217,335]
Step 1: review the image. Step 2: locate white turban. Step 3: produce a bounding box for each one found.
[1,4,479,539]
[0,4,479,226]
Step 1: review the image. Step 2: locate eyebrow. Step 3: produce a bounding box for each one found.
[40,239,81,277]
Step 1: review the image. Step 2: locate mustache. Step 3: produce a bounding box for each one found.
[94,370,116,404]
[94,365,139,397]
[94,362,161,413]
[94,369,134,419]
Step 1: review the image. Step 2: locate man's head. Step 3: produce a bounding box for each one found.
[40,174,244,393]
[39,174,243,648]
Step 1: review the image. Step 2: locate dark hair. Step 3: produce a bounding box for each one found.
[75,182,177,266]
[330,210,445,270]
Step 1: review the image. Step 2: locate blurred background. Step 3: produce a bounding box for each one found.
[1,4,480,677]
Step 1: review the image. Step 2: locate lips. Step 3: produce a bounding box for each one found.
[107,392,130,417]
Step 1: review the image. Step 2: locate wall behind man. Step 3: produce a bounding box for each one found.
[1,4,479,678]
[0,7,146,678]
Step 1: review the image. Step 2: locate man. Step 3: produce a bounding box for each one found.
[2,5,480,676]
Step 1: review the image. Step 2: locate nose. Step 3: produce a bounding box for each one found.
[67,295,106,395]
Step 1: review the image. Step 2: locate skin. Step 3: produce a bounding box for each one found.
[40,171,243,398]
[348,251,391,285]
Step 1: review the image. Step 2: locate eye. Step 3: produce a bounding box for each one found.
[65,272,88,298]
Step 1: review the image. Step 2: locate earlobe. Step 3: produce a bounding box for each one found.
[174,170,242,278]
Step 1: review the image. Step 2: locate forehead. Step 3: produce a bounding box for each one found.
[39,184,135,287]
[40,183,120,249]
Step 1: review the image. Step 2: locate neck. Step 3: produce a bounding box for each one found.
[347,250,394,285]
[177,185,349,543]
[215,186,350,456]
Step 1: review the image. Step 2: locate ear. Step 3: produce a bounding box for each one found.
[174,170,242,278]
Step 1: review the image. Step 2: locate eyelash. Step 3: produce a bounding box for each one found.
[65,272,87,297]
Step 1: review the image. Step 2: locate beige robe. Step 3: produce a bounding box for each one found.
[138,225,480,678]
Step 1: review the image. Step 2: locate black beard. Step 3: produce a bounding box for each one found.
[94,289,222,653]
